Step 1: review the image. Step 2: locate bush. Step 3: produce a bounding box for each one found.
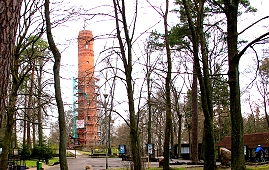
[19,144,31,160]
[31,144,53,164]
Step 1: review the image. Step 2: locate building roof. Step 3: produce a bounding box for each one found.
[217,132,269,149]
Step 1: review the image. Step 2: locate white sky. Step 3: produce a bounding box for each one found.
[47,0,269,125]
[49,0,173,124]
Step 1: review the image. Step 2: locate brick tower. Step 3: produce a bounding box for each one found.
[76,30,98,146]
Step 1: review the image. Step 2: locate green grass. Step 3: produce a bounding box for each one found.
[246,164,269,170]
[84,147,120,156]
[48,157,59,165]
[25,158,59,167]
[25,160,38,167]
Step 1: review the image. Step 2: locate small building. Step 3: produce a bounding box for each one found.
[173,143,203,160]
[217,132,269,161]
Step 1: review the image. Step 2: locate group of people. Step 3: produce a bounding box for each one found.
[255,145,266,162]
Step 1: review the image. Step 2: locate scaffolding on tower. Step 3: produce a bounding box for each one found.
[72,77,77,139]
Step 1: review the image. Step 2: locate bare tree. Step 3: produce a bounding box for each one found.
[256,57,269,130]
[162,0,172,169]
[111,0,142,168]
[45,0,68,169]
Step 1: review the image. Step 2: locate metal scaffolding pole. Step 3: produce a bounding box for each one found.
[72,77,77,139]
[104,93,108,169]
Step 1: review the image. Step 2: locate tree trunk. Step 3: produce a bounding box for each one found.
[0,0,22,133]
[0,0,22,128]
[0,52,21,169]
[263,90,269,130]
[170,117,174,158]
[45,0,68,169]
[163,0,172,169]
[224,1,246,169]
[172,85,182,158]
[23,92,28,146]
[27,111,31,146]
[191,65,198,163]
[27,68,34,147]
[38,60,43,146]
[198,3,216,169]
[177,115,182,157]
[147,72,152,145]
[112,0,142,169]
[0,93,17,170]
[147,58,152,160]
[182,0,216,169]
[108,67,117,155]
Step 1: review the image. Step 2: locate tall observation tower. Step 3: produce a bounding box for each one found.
[76,30,99,146]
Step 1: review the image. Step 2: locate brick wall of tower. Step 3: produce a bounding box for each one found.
[77,30,98,147]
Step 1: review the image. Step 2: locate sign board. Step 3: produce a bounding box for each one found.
[148,144,153,154]
[146,143,155,155]
[119,145,126,154]
[76,119,85,128]
[13,148,18,155]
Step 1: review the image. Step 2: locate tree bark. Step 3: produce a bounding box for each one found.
[191,65,198,163]
[27,67,34,147]
[112,0,142,169]
[0,51,23,169]
[177,114,182,157]
[147,53,152,160]
[198,2,216,169]
[182,0,216,169]
[45,0,68,169]
[171,85,183,158]
[223,1,246,169]
[147,71,152,145]
[38,59,43,146]
[0,0,22,129]
[0,1,22,168]
[163,0,172,169]
[0,89,18,170]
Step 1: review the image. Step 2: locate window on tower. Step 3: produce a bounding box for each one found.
[86,43,88,49]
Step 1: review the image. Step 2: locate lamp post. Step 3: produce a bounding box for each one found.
[104,93,108,170]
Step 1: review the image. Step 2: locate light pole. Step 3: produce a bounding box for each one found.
[104,93,108,170]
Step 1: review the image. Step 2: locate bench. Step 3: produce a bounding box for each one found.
[90,153,106,158]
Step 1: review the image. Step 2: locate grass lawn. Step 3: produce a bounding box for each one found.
[246,164,269,170]
[25,158,59,167]
[25,160,37,167]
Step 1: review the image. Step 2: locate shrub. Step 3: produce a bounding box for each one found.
[19,144,31,160]
[31,144,53,164]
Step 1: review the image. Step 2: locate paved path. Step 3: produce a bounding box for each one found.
[28,156,135,170]
[28,155,204,170]
[42,156,142,170]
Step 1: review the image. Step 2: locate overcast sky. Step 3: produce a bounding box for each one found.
[47,0,269,124]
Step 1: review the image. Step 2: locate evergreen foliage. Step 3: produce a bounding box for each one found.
[31,144,53,164]
[19,144,31,160]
